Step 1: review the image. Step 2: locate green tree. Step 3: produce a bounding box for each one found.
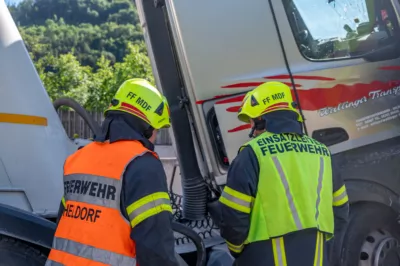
[86,43,154,110]
[10,0,143,68]
[31,43,154,110]
[36,53,94,105]
[7,0,154,110]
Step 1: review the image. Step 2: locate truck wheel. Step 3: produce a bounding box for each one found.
[341,203,400,266]
[0,235,47,266]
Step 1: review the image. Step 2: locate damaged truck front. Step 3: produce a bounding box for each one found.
[137,0,400,265]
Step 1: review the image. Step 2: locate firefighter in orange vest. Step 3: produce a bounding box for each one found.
[45,78,179,266]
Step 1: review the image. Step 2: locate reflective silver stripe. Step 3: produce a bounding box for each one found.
[64,174,122,209]
[273,237,286,266]
[315,157,325,222]
[53,237,136,266]
[128,198,171,221]
[45,260,64,266]
[272,157,303,230]
[221,191,252,209]
[333,190,347,203]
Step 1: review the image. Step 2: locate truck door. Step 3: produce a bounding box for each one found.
[144,0,302,182]
[270,0,400,154]
[170,0,300,171]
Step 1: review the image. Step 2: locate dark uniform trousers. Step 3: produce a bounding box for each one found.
[233,229,328,266]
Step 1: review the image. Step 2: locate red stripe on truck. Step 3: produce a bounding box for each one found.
[224,80,400,112]
[221,81,300,89]
[228,124,251,133]
[379,66,400,70]
[225,79,400,132]
[265,75,336,81]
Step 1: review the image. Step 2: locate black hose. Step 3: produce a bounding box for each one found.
[172,222,206,266]
[140,0,209,221]
[169,163,178,193]
[159,4,209,221]
[268,0,308,135]
[53,97,101,138]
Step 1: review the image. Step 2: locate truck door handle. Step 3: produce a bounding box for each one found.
[311,127,349,147]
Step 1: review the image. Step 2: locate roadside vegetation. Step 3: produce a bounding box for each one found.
[8,0,154,110]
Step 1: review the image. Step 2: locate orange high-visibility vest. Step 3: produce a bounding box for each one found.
[46,140,158,266]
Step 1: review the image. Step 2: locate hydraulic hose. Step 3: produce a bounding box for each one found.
[159,4,208,220]
[53,97,101,138]
[172,222,206,266]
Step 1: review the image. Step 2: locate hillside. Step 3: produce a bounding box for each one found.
[7,0,153,110]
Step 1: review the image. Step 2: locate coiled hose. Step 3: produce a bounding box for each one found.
[53,97,101,137]
[172,222,206,266]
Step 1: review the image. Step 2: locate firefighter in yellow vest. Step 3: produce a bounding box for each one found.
[46,78,179,266]
[217,82,349,265]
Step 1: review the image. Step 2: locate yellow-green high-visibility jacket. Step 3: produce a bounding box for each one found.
[245,131,334,242]
[219,131,349,256]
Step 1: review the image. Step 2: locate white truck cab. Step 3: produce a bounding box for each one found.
[137,0,400,265]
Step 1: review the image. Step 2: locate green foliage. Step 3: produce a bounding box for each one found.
[36,53,93,105]
[19,18,144,66]
[86,43,154,110]
[8,0,154,110]
[35,43,154,111]
[11,0,139,26]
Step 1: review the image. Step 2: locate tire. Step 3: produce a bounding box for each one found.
[0,235,47,266]
[341,202,400,266]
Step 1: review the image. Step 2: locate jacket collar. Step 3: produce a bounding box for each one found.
[262,111,303,135]
[95,116,154,151]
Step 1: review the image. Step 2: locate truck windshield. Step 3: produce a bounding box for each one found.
[296,0,369,40]
[284,0,399,60]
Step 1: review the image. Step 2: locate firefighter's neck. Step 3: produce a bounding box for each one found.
[253,129,265,137]
[149,129,158,144]
[250,119,266,137]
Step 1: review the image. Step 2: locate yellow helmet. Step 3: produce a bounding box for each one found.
[238,81,303,123]
[105,78,171,129]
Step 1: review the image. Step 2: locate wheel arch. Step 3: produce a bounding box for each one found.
[338,182,400,266]
[346,179,400,213]
[0,203,56,255]
[333,179,400,264]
